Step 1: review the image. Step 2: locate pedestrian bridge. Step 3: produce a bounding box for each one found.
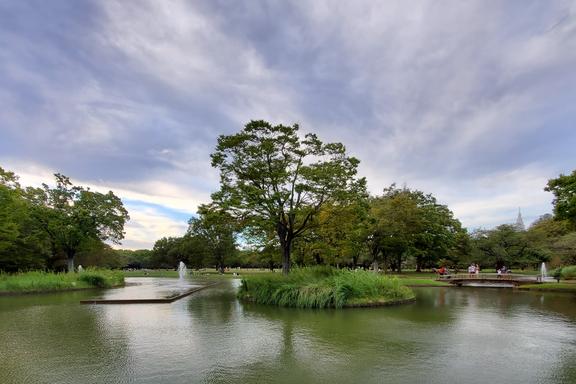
[438,273,544,287]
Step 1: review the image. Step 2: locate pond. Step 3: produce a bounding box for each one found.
[1,278,575,384]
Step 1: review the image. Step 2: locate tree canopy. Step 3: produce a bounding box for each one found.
[368,185,465,273]
[0,167,129,272]
[210,120,366,274]
[545,169,576,228]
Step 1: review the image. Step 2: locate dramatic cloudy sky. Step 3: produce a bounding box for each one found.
[1,0,575,249]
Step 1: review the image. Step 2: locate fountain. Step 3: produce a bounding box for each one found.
[178,261,187,280]
[541,262,547,282]
[77,265,83,272]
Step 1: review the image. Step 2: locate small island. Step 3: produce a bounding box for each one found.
[238,267,415,309]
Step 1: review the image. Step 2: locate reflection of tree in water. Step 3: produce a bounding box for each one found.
[526,292,576,320]
[186,282,236,324]
[0,292,132,383]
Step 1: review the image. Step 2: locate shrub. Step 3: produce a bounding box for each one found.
[560,265,576,280]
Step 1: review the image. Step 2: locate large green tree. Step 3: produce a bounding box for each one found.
[32,174,129,271]
[188,204,237,273]
[545,169,576,228]
[210,120,366,274]
[368,185,464,273]
[0,168,50,271]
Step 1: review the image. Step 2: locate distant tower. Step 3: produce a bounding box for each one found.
[515,208,525,231]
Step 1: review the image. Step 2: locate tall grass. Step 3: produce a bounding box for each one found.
[0,269,124,293]
[238,267,414,309]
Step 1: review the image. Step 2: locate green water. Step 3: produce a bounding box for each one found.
[1,278,575,384]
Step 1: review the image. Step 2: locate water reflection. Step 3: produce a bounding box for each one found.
[0,279,574,384]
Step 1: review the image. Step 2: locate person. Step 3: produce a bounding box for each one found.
[468,264,475,277]
[475,264,480,277]
[497,268,502,278]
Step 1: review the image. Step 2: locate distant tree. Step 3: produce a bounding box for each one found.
[151,237,183,269]
[115,249,154,269]
[545,169,576,228]
[368,185,463,273]
[471,224,545,269]
[210,120,366,274]
[188,204,236,273]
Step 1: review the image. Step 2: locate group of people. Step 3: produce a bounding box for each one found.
[467,263,480,277]
[497,266,510,277]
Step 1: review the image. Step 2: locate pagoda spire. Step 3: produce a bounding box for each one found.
[515,208,525,231]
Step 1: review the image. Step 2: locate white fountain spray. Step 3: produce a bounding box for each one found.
[541,262,547,281]
[178,261,187,280]
[77,265,83,273]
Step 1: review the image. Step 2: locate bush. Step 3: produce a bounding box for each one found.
[559,265,576,280]
[238,267,414,309]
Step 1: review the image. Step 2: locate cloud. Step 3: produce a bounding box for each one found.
[1,0,575,247]
[121,205,189,250]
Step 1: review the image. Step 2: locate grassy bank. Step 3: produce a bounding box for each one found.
[517,282,576,293]
[0,269,124,294]
[238,267,415,309]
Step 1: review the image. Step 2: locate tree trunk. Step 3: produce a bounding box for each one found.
[416,255,422,272]
[277,222,292,275]
[67,257,75,273]
[372,260,379,274]
[282,242,291,275]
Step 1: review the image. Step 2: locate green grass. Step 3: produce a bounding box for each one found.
[0,269,124,293]
[238,267,415,309]
[518,282,576,292]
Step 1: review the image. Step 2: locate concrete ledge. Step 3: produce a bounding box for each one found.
[80,282,220,304]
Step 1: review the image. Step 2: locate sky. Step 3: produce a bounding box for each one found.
[1,0,575,249]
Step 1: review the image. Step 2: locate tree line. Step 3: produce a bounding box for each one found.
[2,120,575,273]
[0,168,128,272]
[129,121,576,273]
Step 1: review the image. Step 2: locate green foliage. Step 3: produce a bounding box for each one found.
[0,269,124,292]
[0,167,51,271]
[77,269,123,288]
[553,265,576,280]
[545,169,576,228]
[238,267,414,308]
[0,166,129,272]
[368,185,465,272]
[471,224,546,269]
[188,204,237,273]
[210,120,366,274]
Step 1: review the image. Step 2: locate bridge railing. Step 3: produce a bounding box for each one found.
[437,273,540,282]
